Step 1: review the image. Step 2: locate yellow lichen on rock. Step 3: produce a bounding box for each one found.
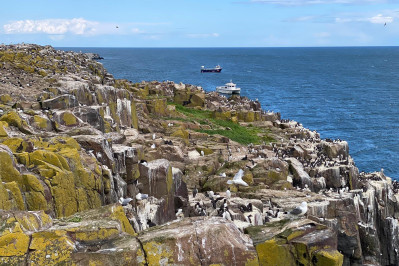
[75,228,120,242]
[0,111,31,133]
[29,150,66,170]
[0,121,8,137]
[62,112,78,126]
[2,137,28,153]
[4,182,25,210]
[109,205,136,236]
[14,211,52,232]
[256,239,296,266]
[33,115,50,129]
[0,94,12,104]
[0,150,23,184]
[313,250,344,266]
[0,182,13,210]
[143,241,175,266]
[0,230,30,256]
[28,230,74,265]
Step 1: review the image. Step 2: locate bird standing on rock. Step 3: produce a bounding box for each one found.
[226,188,231,199]
[176,209,184,219]
[119,197,133,206]
[136,192,148,201]
[193,186,198,198]
[289,202,308,217]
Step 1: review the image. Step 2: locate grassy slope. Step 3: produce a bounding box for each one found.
[172,104,274,145]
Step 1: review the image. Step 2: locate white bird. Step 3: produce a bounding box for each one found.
[119,197,133,206]
[152,133,156,140]
[176,208,184,219]
[207,191,215,199]
[136,193,148,201]
[226,188,231,199]
[227,169,248,187]
[151,143,156,149]
[289,202,308,216]
[200,150,205,156]
[220,172,227,177]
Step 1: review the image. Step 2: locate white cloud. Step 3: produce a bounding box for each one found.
[186,33,219,38]
[3,18,98,35]
[369,14,393,24]
[335,13,394,24]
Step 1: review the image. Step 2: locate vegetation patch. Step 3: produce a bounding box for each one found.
[170,104,274,145]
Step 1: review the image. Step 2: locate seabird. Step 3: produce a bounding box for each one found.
[147,219,156,227]
[220,172,227,177]
[247,214,253,224]
[151,143,156,149]
[226,188,231,199]
[193,186,198,198]
[227,169,248,187]
[207,191,215,199]
[211,196,224,209]
[201,150,205,156]
[119,197,133,206]
[139,159,148,166]
[289,202,308,216]
[136,192,148,201]
[152,133,156,140]
[222,207,232,221]
[176,208,184,219]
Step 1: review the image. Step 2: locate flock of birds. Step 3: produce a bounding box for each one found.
[190,168,308,226]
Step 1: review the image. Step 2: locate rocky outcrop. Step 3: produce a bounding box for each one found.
[138,216,259,265]
[1,43,399,265]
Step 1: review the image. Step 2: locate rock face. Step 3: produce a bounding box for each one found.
[246,219,343,266]
[138,159,175,224]
[0,43,399,265]
[138,217,259,265]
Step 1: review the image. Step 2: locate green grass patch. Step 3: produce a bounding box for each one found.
[170,104,274,145]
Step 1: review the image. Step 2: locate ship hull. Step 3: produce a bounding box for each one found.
[201,68,222,73]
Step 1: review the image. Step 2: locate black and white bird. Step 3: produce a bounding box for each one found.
[176,208,184,219]
[207,191,215,199]
[139,160,148,166]
[211,197,224,209]
[226,188,231,199]
[119,197,133,206]
[289,202,308,216]
[222,207,233,221]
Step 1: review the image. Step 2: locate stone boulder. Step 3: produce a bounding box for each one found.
[138,217,259,265]
[41,94,79,110]
[246,219,343,266]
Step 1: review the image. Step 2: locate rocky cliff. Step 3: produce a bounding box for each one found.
[0,44,398,265]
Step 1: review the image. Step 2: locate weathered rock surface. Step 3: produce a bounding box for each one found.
[0,43,398,265]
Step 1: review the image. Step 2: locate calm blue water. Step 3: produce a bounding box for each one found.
[60,47,399,180]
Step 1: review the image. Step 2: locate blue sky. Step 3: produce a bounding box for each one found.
[0,0,398,47]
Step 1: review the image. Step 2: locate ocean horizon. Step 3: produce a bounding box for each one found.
[60,46,399,180]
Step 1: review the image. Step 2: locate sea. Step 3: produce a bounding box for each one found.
[60,47,399,180]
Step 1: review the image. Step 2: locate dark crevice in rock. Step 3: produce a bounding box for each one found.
[193,220,205,266]
[135,236,149,266]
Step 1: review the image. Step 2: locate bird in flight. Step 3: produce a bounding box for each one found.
[384,22,386,26]
[116,26,119,28]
